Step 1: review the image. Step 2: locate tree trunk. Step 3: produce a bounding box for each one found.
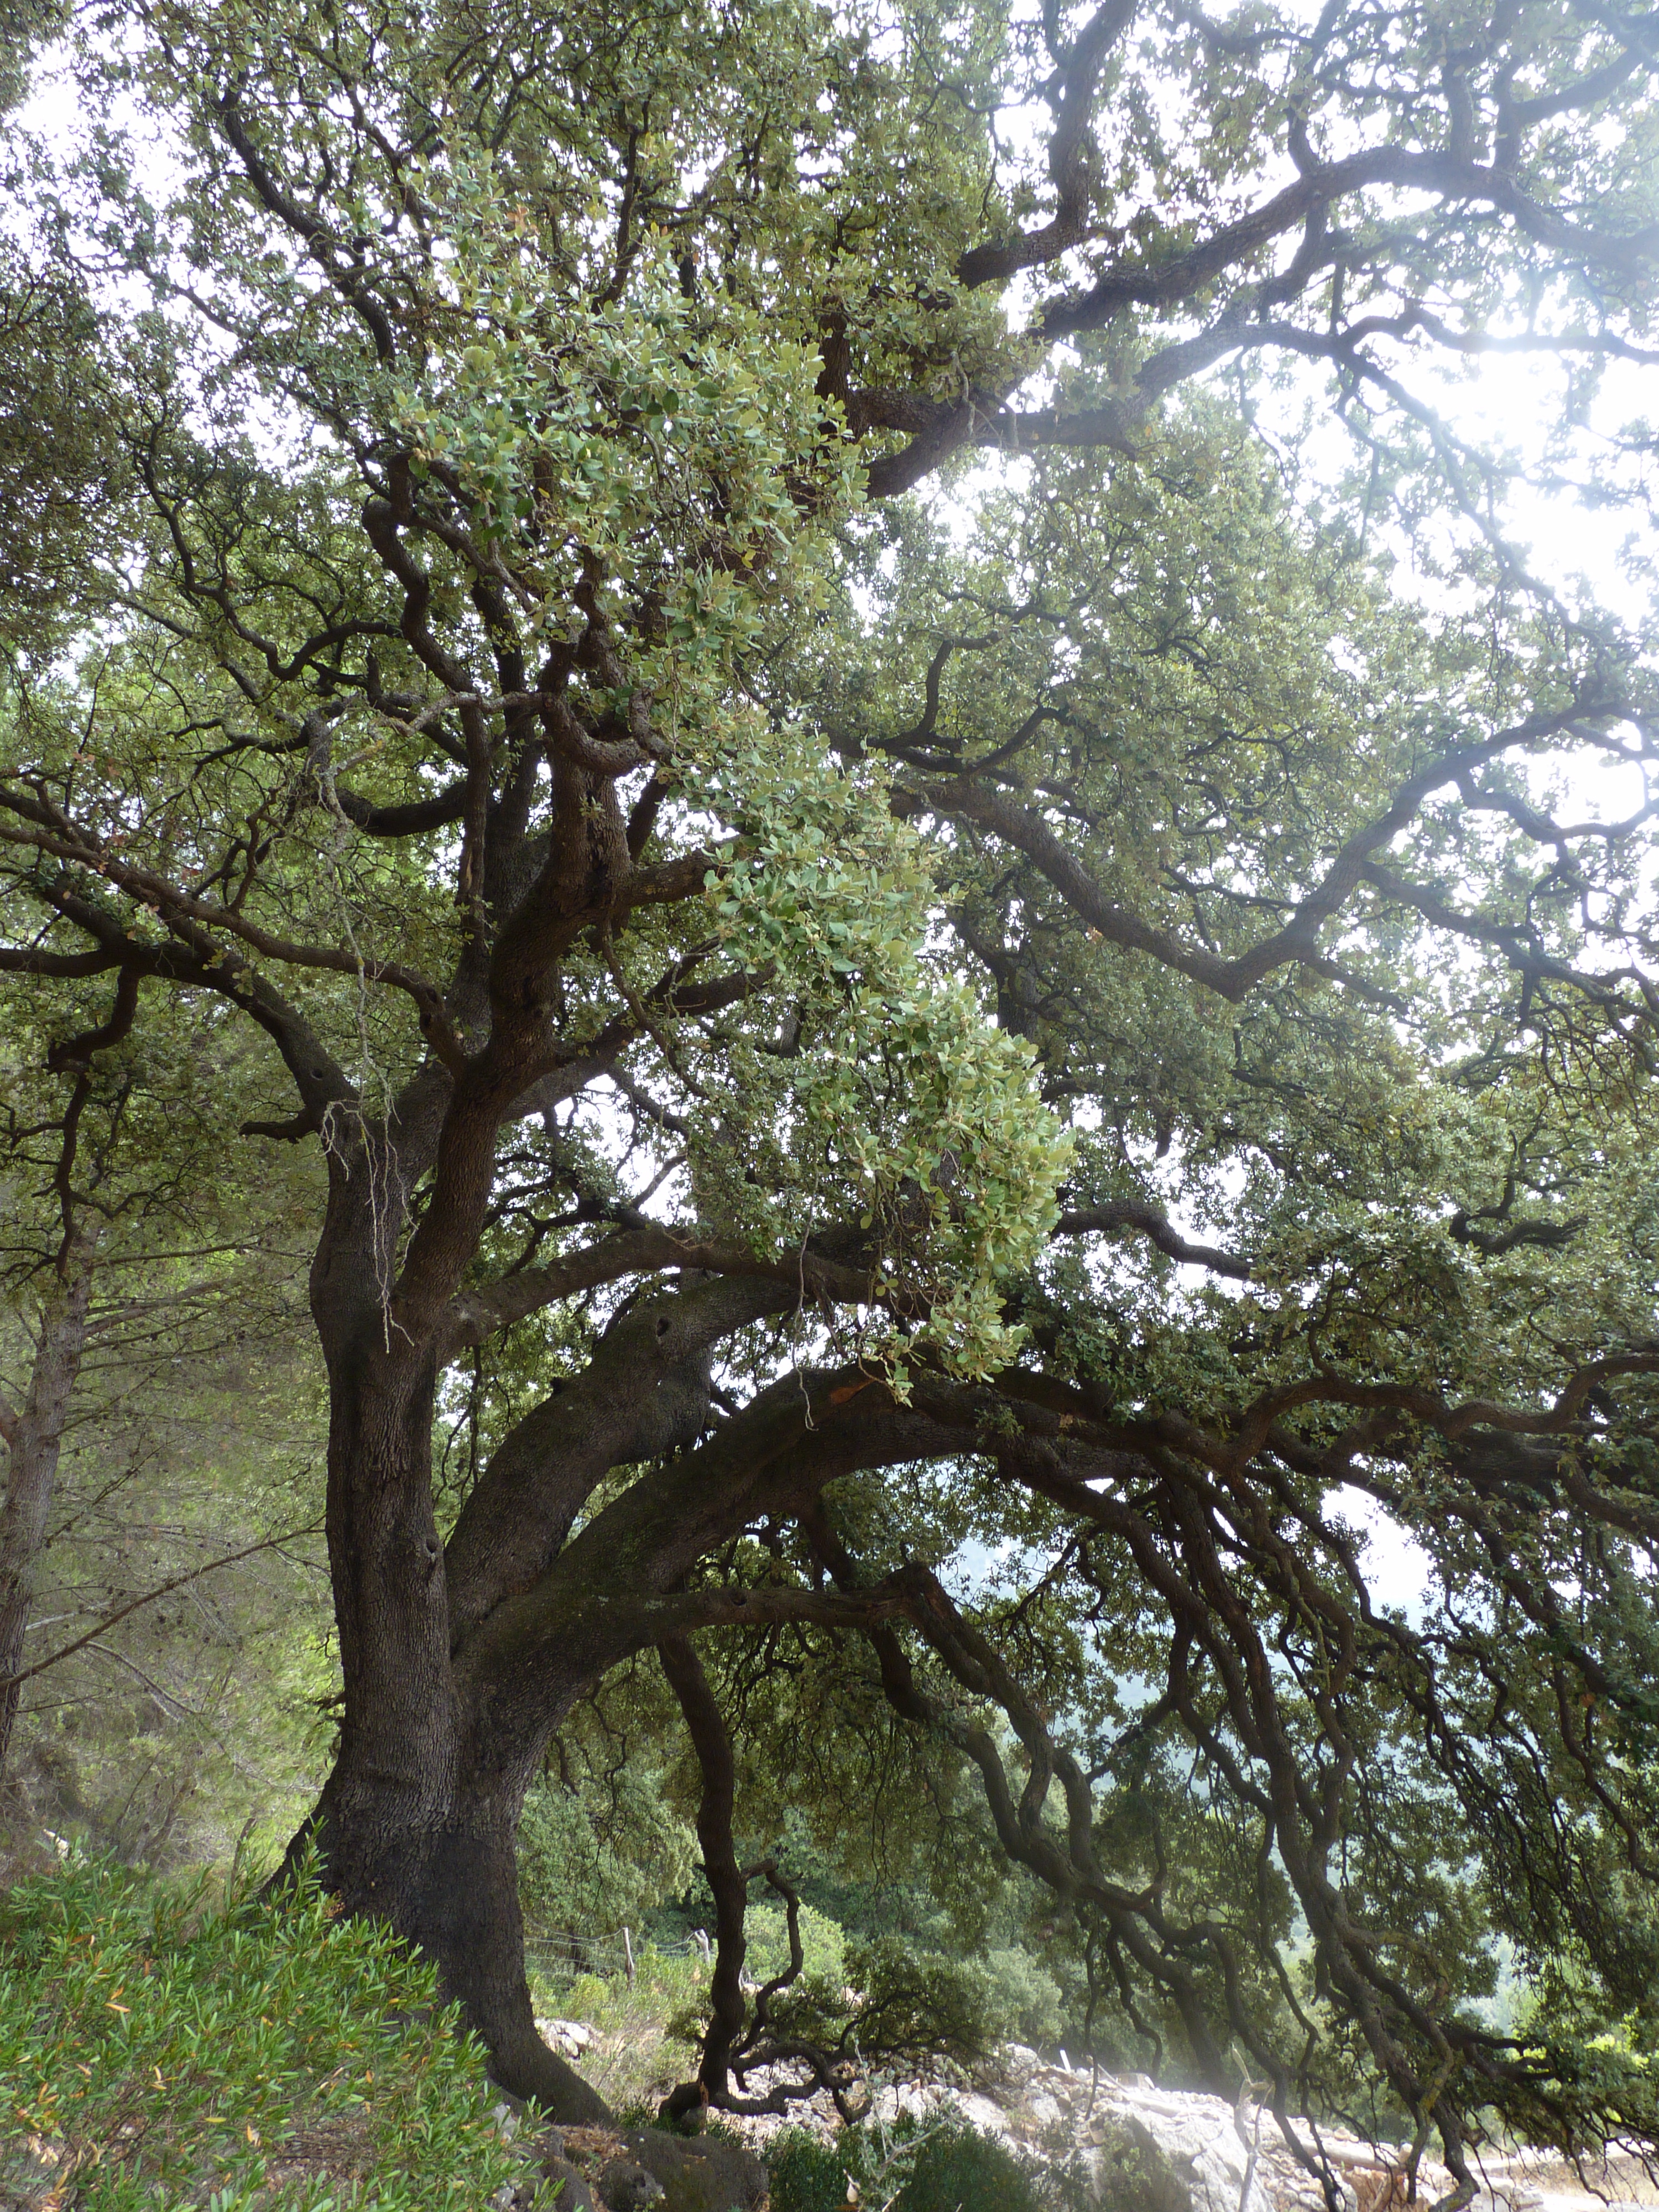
[293,1126,890,2116]
[295,1388,611,2125]
[0,1225,99,1787]
[312,1767,611,2119]
[302,1152,613,2121]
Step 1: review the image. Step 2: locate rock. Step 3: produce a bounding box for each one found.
[869,2082,948,2130]
[620,2127,769,2210]
[1345,2167,1405,2212]
[1024,2088,1065,2133]
[498,2176,589,2212]
[538,2151,599,2211]
[955,2090,1015,2139]
[1068,2112,1195,2212]
[666,2042,1659,2212]
[598,2158,666,2210]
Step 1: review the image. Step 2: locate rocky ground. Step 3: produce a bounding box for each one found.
[533,2018,1659,2212]
[488,2116,768,2212]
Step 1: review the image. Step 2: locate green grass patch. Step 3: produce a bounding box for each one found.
[0,1856,538,2209]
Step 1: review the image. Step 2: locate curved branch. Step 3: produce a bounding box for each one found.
[1057,1200,1251,1279]
[659,1631,750,2107]
[914,703,1624,1003]
[0,790,467,1072]
[440,1227,884,1360]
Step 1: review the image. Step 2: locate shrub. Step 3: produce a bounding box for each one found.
[884,2120,1042,2212]
[833,2114,1044,2212]
[767,2128,852,2212]
[0,1855,529,2210]
[842,1937,996,2070]
[743,1901,846,1987]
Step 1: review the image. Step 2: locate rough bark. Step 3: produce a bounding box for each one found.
[311,1762,611,2119]
[295,1201,936,2116]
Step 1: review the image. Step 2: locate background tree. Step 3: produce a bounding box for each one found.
[0,972,327,1860]
[0,988,123,1786]
[2,0,1659,2193]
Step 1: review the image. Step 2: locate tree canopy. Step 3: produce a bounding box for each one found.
[5,0,1659,2194]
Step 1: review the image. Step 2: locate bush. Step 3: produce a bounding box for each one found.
[764,2114,1045,2212]
[768,2128,852,2212]
[743,1900,846,1987]
[0,1855,528,2210]
[843,1936,997,2070]
[884,2121,1042,2212]
[790,2114,1042,2212]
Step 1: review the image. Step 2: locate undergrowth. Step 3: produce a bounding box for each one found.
[0,1855,541,2210]
[767,2112,1044,2212]
[530,1947,707,2112]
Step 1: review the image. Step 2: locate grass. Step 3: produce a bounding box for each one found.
[0,1855,550,2210]
[529,1946,710,2114]
[522,1902,849,2117]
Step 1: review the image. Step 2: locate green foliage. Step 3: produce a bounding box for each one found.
[766,2130,852,2212]
[744,1900,845,1988]
[718,1931,1006,2076]
[878,2121,1042,2212]
[0,982,331,1872]
[979,1947,1063,2049]
[519,1759,697,1939]
[0,248,117,661]
[541,1948,712,2113]
[5,0,1659,2169]
[0,1858,526,2209]
[769,2117,1043,2212]
[804,2115,1045,2212]
[691,717,1072,1379]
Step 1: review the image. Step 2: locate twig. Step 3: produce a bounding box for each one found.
[0,1522,324,1691]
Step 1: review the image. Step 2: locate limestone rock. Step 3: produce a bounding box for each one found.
[536,2015,597,2060]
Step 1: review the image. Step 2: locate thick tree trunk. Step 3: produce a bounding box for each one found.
[0,1226,99,1787]
[312,1762,611,2119]
[294,1123,890,2116]
[296,1394,609,2121]
[302,1156,612,2119]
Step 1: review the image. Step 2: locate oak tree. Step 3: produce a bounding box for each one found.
[5,0,1659,2191]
